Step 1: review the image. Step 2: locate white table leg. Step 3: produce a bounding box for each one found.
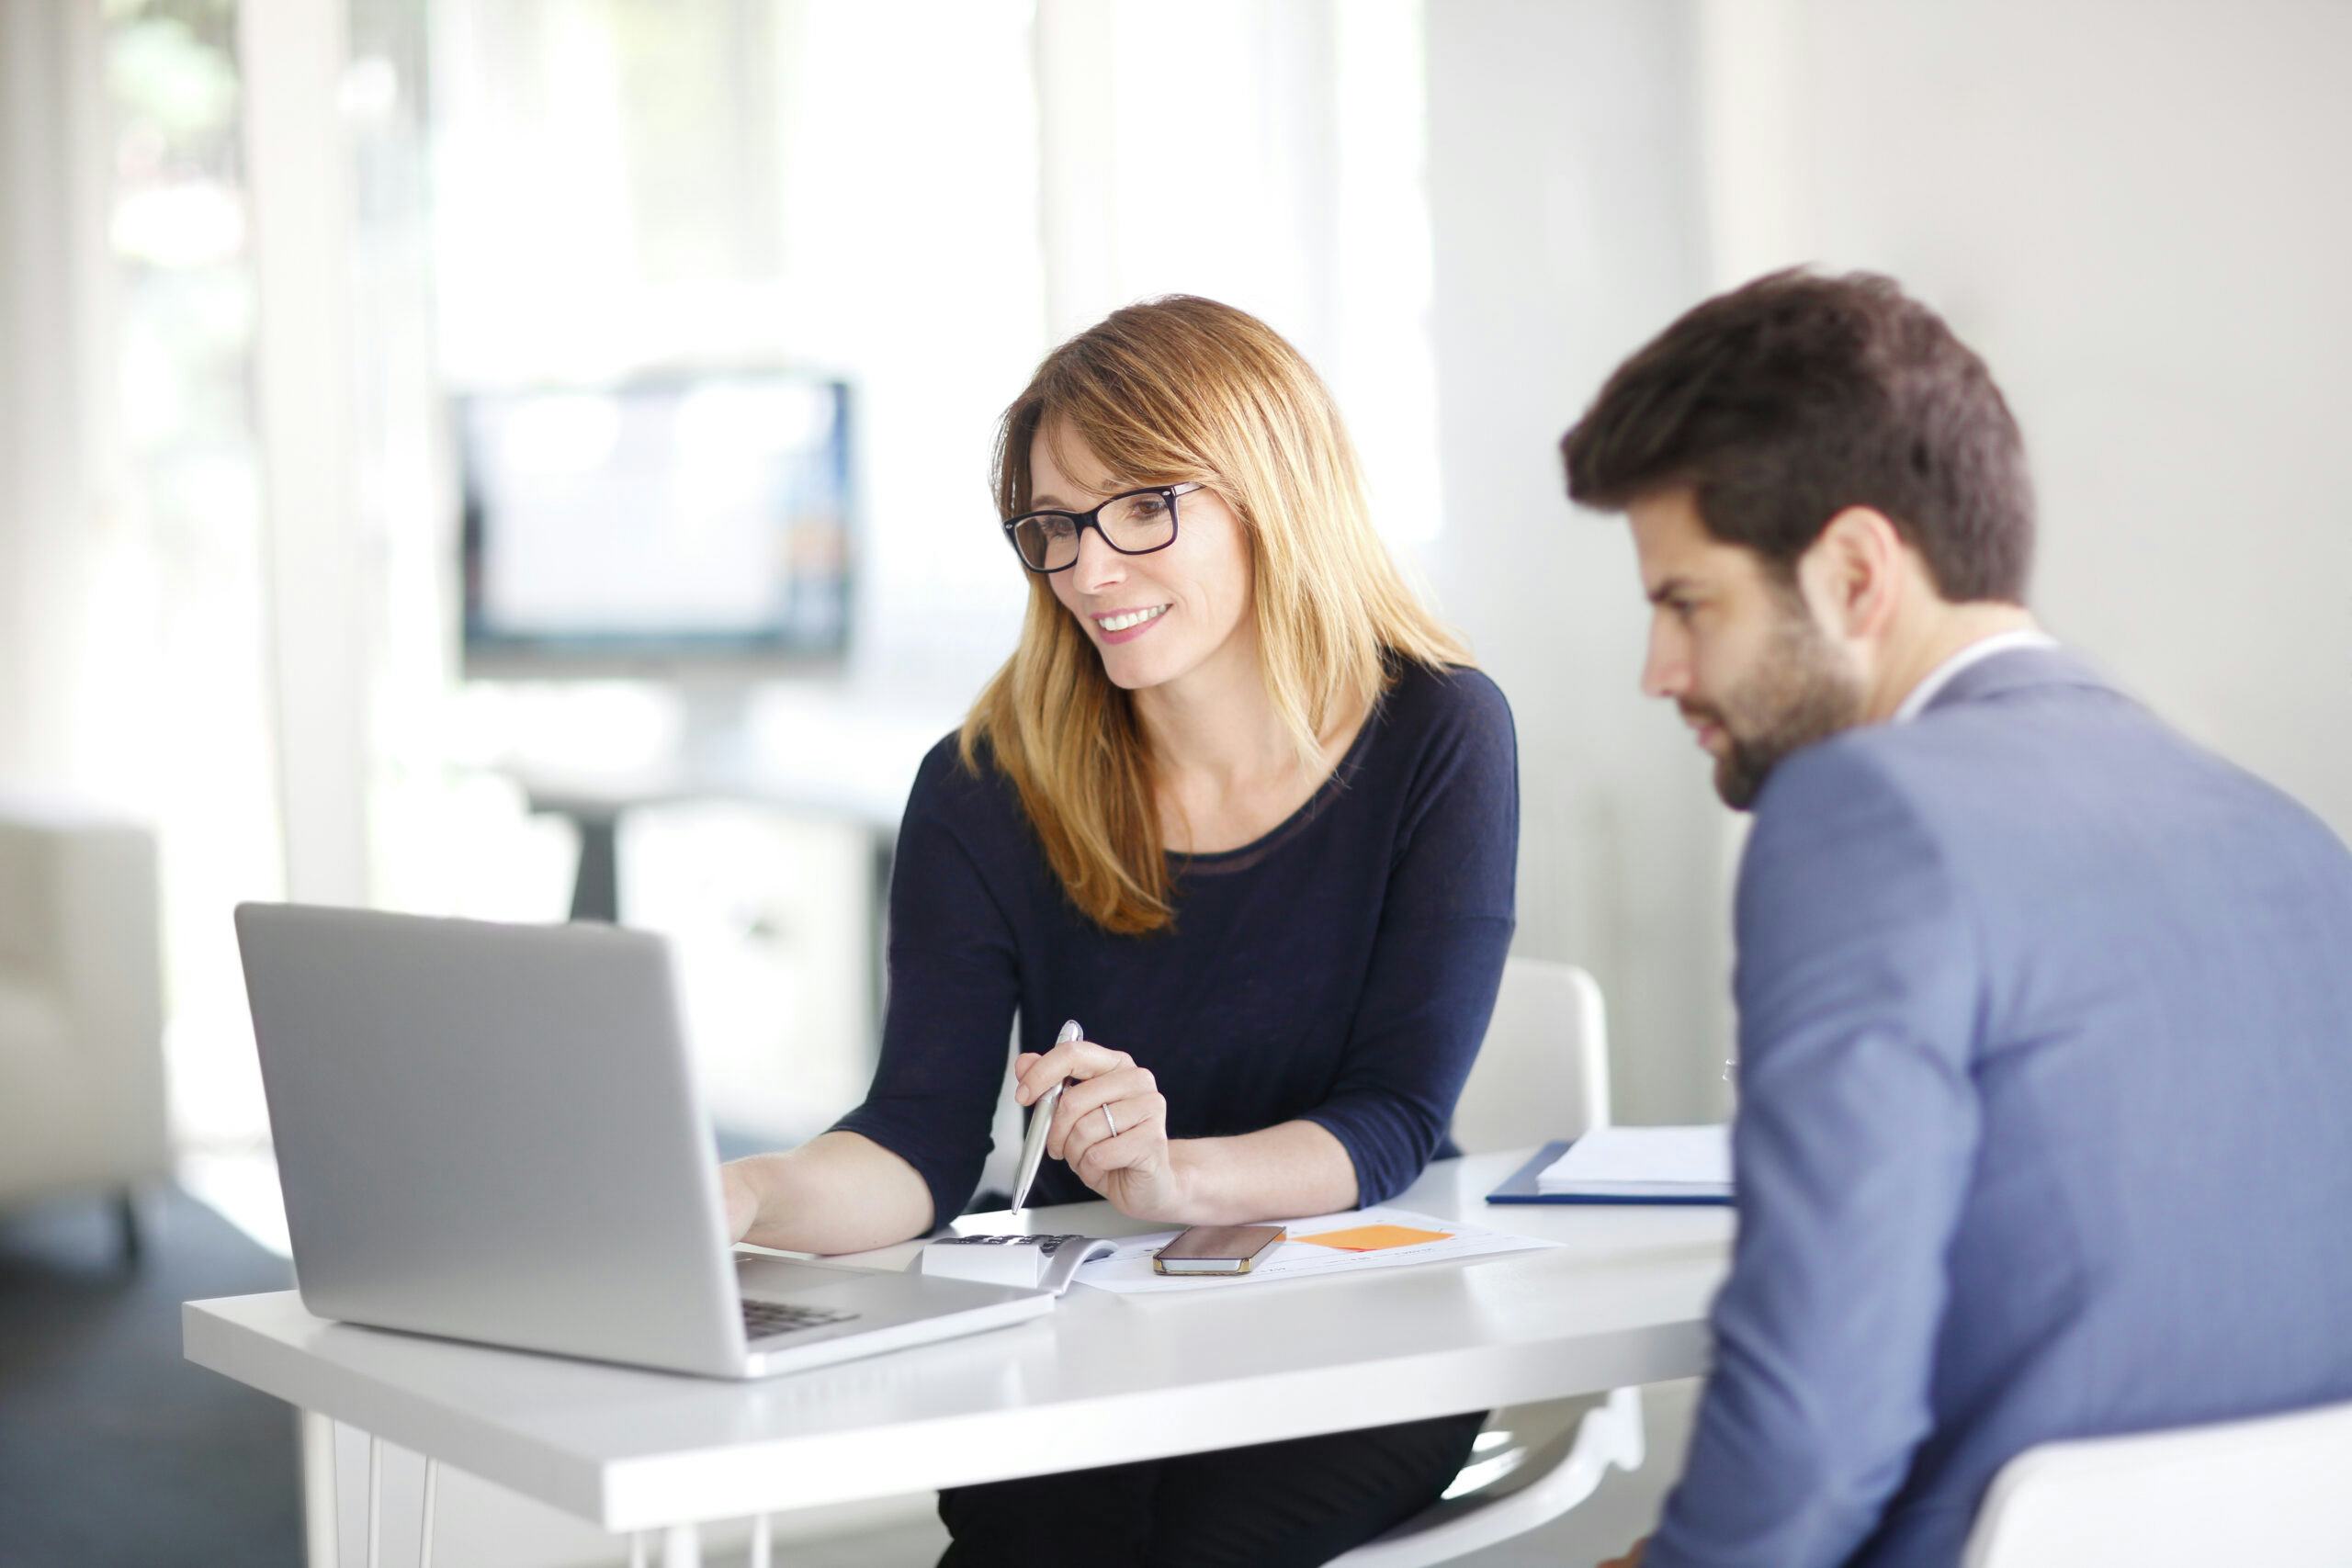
[298,1412,714,1568]
[300,1410,338,1567]
[750,1513,772,1568]
[367,1434,382,1568]
[417,1457,438,1568]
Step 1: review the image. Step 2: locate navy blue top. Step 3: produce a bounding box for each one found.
[832,660,1520,1224]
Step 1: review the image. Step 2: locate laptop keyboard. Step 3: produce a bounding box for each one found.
[741,1299,861,1341]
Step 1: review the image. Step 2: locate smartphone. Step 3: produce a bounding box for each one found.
[1152,1224,1286,1276]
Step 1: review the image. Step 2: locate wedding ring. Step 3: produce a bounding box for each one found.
[1100,1104,1118,1138]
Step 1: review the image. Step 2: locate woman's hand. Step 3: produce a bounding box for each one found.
[716,1134,934,1255]
[1013,1035,1183,1222]
[720,1160,759,1243]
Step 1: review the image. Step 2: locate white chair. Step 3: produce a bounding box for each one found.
[1333,956,1643,1567]
[1448,955,1610,1155]
[0,793,170,1259]
[1962,1396,2352,1568]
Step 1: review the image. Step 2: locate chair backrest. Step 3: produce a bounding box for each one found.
[0,795,167,1199]
[1962,1397,2352,1568]
[1448,956,1608,1155]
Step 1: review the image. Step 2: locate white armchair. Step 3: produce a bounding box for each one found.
[0,793,170,1259]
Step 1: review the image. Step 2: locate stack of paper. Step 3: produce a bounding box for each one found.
[1536,1124,1733,1201]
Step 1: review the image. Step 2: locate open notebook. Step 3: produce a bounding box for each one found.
[918,1234,1115,1294]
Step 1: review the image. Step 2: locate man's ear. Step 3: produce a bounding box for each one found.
[1796,506,1908,641]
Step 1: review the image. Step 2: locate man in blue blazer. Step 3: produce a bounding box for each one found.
[1560,269,2352,1567]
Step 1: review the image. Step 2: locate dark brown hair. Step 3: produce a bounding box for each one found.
[1561,268,2034,603]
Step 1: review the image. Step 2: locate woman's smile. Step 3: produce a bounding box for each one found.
[1092,603,1171,642]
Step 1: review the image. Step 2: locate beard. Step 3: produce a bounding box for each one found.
[1686,608,1867,810]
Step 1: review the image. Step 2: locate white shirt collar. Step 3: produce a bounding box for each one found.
[1894,629,2060,724]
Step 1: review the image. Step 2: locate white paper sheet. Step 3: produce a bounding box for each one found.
[1536,1124,1732,1196]
[1069,1205,1555,1295]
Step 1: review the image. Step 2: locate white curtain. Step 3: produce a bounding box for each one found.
[0,0,114,792]
[1032,0,1442,548]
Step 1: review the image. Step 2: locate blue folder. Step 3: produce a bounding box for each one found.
[1486,1139,1736,1206]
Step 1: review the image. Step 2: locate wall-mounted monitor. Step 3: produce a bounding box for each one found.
[458,372,853,677]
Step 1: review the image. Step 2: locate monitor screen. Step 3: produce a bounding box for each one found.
[458,374,853,674]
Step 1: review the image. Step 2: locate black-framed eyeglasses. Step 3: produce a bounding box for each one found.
[1001,482,1204,574]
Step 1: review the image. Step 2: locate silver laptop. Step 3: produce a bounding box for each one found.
[233,902,1053,1379]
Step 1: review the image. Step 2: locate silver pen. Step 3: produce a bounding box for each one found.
[1011,1019,1083,1213]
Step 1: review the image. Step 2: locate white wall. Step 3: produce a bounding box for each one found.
[1416,0,2352,1126]
[1753,0,2352,841]
[1422,0,1736,1126]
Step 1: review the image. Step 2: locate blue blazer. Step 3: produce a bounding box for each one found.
[1646,646,2352,1568]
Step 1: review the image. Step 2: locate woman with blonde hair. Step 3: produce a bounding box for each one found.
[723,296,1518,1565]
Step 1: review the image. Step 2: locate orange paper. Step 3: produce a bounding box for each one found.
[1293,1224,1450,1253]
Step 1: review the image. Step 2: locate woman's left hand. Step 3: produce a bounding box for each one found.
[1013,1035,1182,1221]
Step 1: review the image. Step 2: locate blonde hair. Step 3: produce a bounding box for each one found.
[960,296,1468,934]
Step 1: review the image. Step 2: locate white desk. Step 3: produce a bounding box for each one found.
[505,690,956,908]
[184,1150,1731,1563]
[504,694,956,1027]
